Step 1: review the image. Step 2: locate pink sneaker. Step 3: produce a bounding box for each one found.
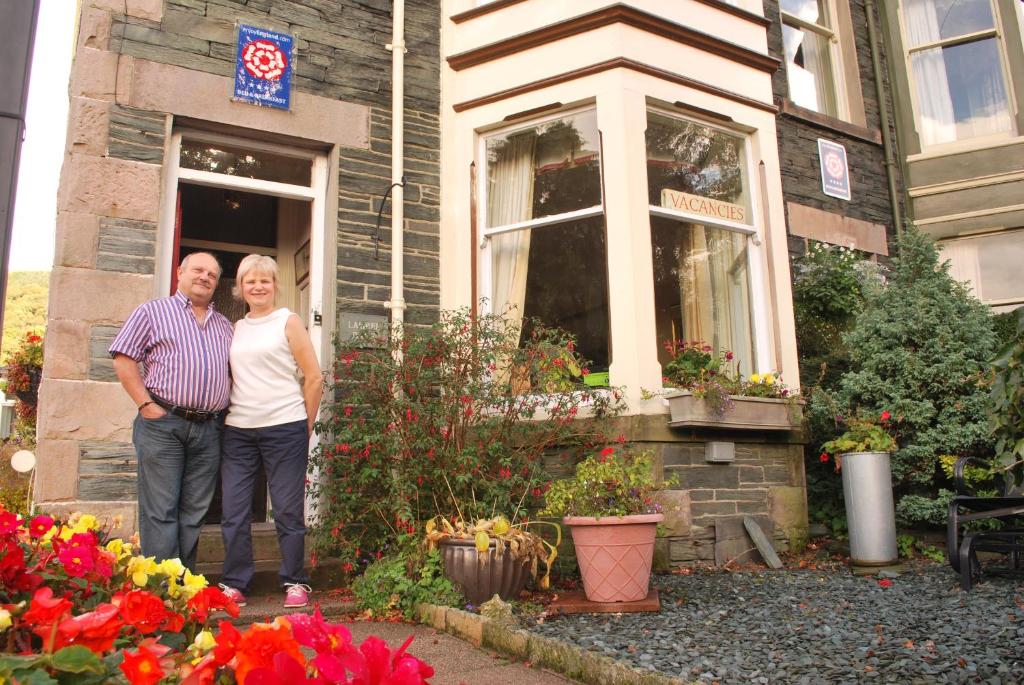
[218,583,247,607]
[283,583,311,608]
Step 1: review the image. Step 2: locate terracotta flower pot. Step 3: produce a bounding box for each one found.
[564,513,663,602]
[438,537,531,605]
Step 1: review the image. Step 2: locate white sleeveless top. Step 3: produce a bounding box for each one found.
[225,308,306,429]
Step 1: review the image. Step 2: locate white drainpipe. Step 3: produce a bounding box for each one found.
[386,0,407,343]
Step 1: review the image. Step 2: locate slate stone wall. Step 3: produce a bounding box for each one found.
[763,0,904,259]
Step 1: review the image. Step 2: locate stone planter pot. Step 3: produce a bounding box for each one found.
[438,537,531,605]
[665,390,802,431]
[840,451,898,565]
[564,513,663,602]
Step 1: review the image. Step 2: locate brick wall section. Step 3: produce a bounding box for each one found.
[105,0,442,323]
[764,0,904,259]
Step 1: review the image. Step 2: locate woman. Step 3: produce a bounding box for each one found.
[218,254,322,609]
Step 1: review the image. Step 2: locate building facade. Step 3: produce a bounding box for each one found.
[879,0,1024,312]
[34,0,880,567]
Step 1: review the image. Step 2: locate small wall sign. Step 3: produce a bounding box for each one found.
[817,138,851,201]
[234,24,294,110]
[661,188,747,223]
[337,312,389,346]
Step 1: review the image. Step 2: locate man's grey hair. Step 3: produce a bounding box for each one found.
[179,252,223,278]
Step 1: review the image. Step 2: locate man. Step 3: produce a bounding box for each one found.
[110,252,233,570]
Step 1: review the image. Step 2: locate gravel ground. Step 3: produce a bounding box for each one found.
[529,562,1024,684]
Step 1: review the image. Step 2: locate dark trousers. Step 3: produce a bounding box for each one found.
[220,419,310,591]
[133,413,221,571]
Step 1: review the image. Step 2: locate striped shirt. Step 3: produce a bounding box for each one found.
[109,291,233,411]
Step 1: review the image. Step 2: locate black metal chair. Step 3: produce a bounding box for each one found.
[946,456,1024,591]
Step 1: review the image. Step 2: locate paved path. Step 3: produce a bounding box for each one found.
[233,593,575,685]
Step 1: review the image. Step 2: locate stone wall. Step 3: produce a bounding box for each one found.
[37,0,441,524]
[763,0,904,259]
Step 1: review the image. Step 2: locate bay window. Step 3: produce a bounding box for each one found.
[901,0,1014,146]
[483,109,610,372]
[646,111,756,374]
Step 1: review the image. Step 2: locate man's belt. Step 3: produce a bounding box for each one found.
[150,395,222,423]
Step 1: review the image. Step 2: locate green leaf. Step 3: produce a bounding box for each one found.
[11,669,59,685]
[50,646,104,674]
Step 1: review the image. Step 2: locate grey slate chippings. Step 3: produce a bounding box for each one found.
[529,563,1024,684]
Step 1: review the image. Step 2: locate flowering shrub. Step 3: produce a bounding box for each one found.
[820,410,898,468]
[661,340,791,415]
[3,330,43,421]
[0,506,434,684]
[539,447,675,518]
[309,307,624,572]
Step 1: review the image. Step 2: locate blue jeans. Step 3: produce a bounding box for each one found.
[220,420,310,591]
[133,413,221,570]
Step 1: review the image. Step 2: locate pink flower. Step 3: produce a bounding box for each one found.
[58,541,96,577]
[28,514,54,539]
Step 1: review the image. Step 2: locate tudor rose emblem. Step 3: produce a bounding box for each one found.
[242,39,288,81]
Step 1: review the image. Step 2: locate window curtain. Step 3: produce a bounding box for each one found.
[783,24,834,114]
[905,1,957,145]
[489,133,537,332]
[940,239,983,299]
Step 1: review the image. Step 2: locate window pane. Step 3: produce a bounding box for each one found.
[491,216,609,371]
[781,0,828,26]
[485,111,601,227]
[783,23,839,116]
[646,113,751,224]
[940,230,1024,303]
[650,216,754,375]
[904,0,995,45]
[911,38,1012,145]
[179,141,312,185]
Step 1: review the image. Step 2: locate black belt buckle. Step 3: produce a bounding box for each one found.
[151,395,217,423]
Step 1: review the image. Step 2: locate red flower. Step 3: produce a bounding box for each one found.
[877,578,893,588]
[57,603,124,653]
[116,590,170,635]
[58,541,96,578]
[22,587,74,650]
[212,620,242,665]
[187,586,240,623]
[880,410,891,423]
[819,453,830,463]
[342,635,434,684]
[234,619,306,685]
[28,514,54,539]
[0,510,22,536]
[120,644,166,685]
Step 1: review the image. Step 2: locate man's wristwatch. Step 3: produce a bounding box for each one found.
[138,400,155,411]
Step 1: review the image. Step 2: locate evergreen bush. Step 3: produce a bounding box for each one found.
[989,306,1024,486]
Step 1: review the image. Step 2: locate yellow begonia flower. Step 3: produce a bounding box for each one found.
[106,538,134,561]
[763,373,776,385]
[72,514,99,532]
[193,630,216,651]
[167,576,183,599]
[0,609,11,632]
[158,558,185,579]
[749,373,761,384]
[127,556,158,587]
[181,569,208,599]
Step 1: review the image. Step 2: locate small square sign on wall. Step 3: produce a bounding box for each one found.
[817,138,851,201]
[233,24,294,110]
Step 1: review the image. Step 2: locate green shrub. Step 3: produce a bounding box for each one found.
[352,542,463,619]
[990,306,1024,487]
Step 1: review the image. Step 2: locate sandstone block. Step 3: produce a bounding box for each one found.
[33,439,80,502]
[88,0,162,21]
[54,212,99,269]
[41,319,90,380]
[652,489,691,536]
[70,47,119,100]
[37,379,135,443]
[46,268,152,323]
[58,155,161,222]
[78,6,111,51]
[769,485,809,543]
[67,97,110,156]
[40,501,137,541]
[444,608,482,647]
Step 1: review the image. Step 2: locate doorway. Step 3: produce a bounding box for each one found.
[161,130,328,525]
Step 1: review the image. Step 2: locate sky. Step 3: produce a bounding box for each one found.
[8,0,76,272]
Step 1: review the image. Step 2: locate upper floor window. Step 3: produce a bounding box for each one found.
[902,0,1014,146]
[646,111,756,375]
[482,110,610,373]
[781,0,841,117]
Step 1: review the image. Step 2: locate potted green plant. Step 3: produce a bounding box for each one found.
[424,512,559,605]
[821,410,899,565]
[4,331,43,409]
[659,340,801,430]
[540,447,672,603]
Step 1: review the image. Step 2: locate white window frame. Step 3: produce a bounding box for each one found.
[898,0,1017,150]
[476,105,606,318]
[644,105,771,377]
[780,0,850,121]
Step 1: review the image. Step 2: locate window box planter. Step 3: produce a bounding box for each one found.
[664,390,802,431]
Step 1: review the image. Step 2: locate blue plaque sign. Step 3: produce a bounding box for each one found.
[233,25,293,110]
[817,138,851,201]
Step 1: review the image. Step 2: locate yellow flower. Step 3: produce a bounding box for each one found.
[106,538,134,561]
[70,513,99,534]
[158,558,185,579]
[763,373,776,385]
[0,609,11,632]
[180,569,208,599]
[166,576,183,599]
[749,373,762,384]
[127,555,158,587]
[193,630,216,652]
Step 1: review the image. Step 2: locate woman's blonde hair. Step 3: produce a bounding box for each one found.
[233,254,279,301]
